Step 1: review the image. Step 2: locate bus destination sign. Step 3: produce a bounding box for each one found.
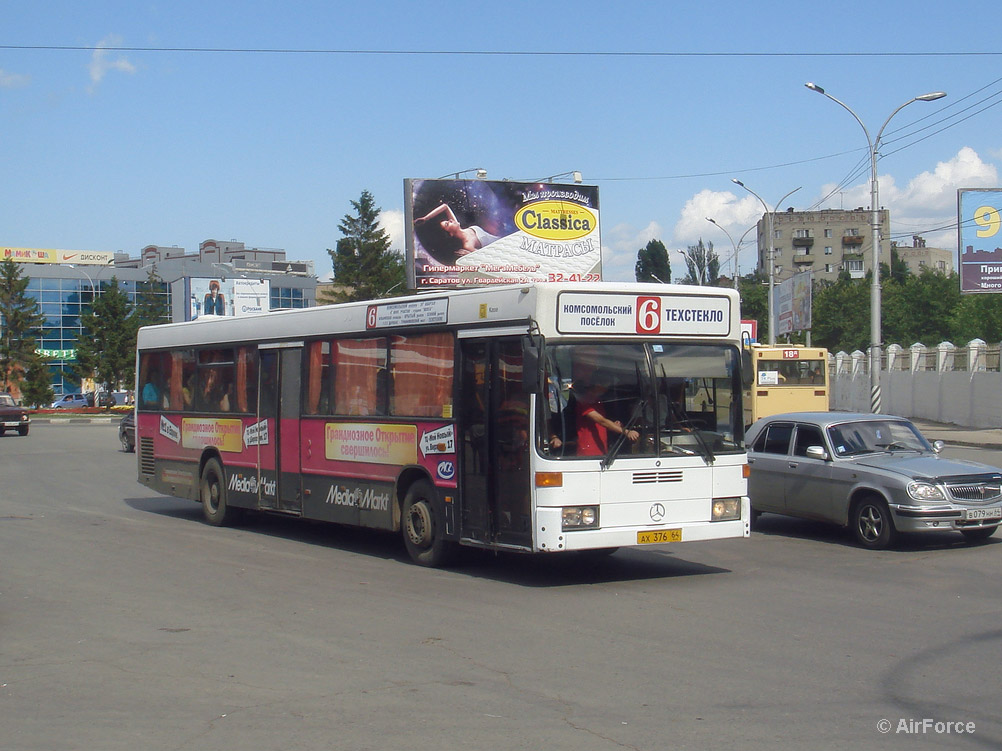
[556,293,731,336]
[366,298,449,329]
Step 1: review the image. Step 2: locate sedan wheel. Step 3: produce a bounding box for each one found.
[852,496,896,549]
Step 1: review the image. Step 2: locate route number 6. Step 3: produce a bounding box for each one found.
[636,297,661,334]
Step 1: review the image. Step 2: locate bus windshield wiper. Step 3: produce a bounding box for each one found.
[659,365,714,463]
[669,398,714,464]
[602,396,645,470]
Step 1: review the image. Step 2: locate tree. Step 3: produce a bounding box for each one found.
[952,292,1002,343]
[882,268,960,347]
[810,272,870,352]
[322,190,406,303]
[72,277,138,398]
[737,270,769,341]
[20,356,54,408]
[133,266,170,329]
[0,258,47,396]
[678,239,720,286]
[635,239,672,283]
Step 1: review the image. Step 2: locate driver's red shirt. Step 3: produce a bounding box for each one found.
[575,399,608,456]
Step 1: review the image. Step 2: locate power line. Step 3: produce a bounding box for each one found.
[3,44,1002,57]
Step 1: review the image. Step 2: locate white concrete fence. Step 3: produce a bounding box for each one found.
[829,339,1002,428]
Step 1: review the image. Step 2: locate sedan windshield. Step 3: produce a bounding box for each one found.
[826,419,932,457]
[539,342,743,462]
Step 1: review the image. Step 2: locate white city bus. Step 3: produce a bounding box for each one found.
[134,282,749,565]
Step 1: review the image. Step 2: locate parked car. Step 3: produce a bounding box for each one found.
[746,412,1002,549]
[51,393,90,409]
[98,390,132,407]
[118,411,135,452]
[0,393,30,436]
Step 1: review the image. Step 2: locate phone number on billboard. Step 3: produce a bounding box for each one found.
[547,273,601,282]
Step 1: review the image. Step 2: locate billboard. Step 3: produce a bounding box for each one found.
[958,189,1002,293]
[187,278,270,320]
[2,247,115,266]
[774,270,812,335]
[405,178,602,289]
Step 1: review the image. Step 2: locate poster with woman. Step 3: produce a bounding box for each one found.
[405,178,603,289]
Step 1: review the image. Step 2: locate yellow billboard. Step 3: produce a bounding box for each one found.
[2,247,115,266]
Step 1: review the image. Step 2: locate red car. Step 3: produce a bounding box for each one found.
[0,393,30,436]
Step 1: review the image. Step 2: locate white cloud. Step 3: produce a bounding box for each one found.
[0,69,30,88]
[601,221,663,282]
[672,189,762,246]
[88,35,136,91]
[896,146,998,213]
[379,208,405,253]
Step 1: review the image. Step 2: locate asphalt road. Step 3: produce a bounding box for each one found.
[2,422,1000,751]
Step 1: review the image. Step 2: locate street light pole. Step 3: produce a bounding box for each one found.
[675,248,705,285]
[805,82,946,413]
[706,218,755,290]
[731,180,801,346]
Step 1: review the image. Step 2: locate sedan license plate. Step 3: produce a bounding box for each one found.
[637,529,682,544]
[963,508,1002,521]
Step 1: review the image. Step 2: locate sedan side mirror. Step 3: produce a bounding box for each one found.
[932,440,945,454]
[805,445,829,461]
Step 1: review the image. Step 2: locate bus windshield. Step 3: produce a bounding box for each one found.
[540,342,743,462]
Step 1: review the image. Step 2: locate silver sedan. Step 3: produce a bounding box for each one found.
[745,412,1002,548]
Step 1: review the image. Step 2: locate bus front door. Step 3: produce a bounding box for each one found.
[257,347,303,514]
[459,339,532,549]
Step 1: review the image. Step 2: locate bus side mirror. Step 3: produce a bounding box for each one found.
[521,335,544,394]
[741,349,753,389]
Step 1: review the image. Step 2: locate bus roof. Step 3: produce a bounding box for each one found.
[137,281,742,350]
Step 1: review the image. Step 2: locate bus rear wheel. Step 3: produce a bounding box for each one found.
[401,480,455,567]
[200,457,239,527]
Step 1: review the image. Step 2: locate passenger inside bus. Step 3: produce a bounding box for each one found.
[199,363,232,412]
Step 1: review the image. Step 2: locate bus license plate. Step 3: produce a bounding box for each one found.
[964,508,1002,521]
[637,529,682,544]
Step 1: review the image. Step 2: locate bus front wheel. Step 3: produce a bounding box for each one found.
[200,457,238,527]
[401,480,455,567]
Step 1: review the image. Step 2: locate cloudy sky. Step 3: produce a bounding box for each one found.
[2,1,999,283]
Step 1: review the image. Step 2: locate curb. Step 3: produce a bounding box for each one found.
[32,417,119,425]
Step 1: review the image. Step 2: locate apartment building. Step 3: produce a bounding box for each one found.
[756,208,890,283]
[892,235,953,276]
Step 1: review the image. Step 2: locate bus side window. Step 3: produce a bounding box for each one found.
[389,332,455,418]
[235,346,257,413]
[333,338,387,416]
[304,340,333,415]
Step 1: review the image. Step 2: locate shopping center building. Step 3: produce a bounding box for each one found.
[5,240,318,396]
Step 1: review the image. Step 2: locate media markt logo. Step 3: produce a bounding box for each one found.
[227,473,276,496]
[228,473,260,494]
[514,200,596,241]
[324,484,390,511]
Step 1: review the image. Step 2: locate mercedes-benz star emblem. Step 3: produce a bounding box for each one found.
[650,503,666,522]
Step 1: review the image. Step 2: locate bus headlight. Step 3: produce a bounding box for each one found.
[562,506,600,530]
[711,498,741,521]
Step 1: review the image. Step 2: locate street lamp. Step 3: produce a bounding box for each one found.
[437,168,488,179]
[805,82,946,413]
[705,218,756,290]
[731,180,801,345]
[675,248,706,285]
[536,170,584,184]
